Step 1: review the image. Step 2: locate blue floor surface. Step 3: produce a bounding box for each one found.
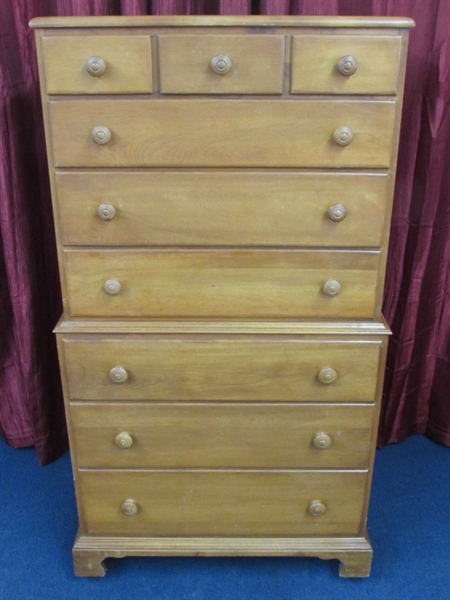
[1,434,449,600]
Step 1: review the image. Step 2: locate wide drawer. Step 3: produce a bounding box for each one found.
[71,402,374,469]
[159,34,284,94]
[60,336,382,402]
[56,171,389,248]
[78,470,367,536]
[48,99,396,168]
[291,35,402,95]
[64,249,380,319]
[41,35,153,94]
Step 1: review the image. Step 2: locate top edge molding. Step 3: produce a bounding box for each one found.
[30,15,415,29]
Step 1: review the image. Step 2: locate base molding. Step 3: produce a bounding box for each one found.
[73,531,373,578]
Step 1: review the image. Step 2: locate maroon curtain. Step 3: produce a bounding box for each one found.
[1,0,449,465]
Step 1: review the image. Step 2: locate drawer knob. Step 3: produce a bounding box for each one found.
[333,127,353,146]
[121,499,138,517]
[86,56,106,77]
[328,204,347,222]
[97,204,116,221]
[308,500,327,518]
[211,55,232,75]
[322,279,341,297]
[313,432,332,450]
[103,279,121,296]
[318,367,337,385]
[115,432,133,449]
[92,126,111,145]
[337,55,358,76]
[109,366,128,384]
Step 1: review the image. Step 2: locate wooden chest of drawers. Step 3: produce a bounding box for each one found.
[31,15,413,578]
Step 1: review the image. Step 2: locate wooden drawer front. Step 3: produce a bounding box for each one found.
[64,249,380,319]
[61,337,381,402]
[158,35,284,94]
[49,99,396,168]
[71,403,374,469]
[291,35,402,95]
[56,171,389,248]
[78,470,367,536]
[41,35,152,94]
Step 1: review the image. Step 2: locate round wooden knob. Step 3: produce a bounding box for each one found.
[322,280,341,297]
[92,126,111,145]
[313,432,332,450]
[121,499,138,516]
[109,366,128,384]
[328,204,347,222]
[103,279,121,296]
[333,127,353,146]
[86,56,106,77]
[211,55,232,75]
[337,55,358,76]
[308,500,327,517]
[97,204,116,221]
[318,367,337,385]
[115,432,133,449]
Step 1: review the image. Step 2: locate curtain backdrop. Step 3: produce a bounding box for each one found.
[1,0,449,464]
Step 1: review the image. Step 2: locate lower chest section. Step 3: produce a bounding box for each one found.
[59,329,386,539]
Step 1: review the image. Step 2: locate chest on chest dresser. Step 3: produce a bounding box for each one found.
[31,15,413,578]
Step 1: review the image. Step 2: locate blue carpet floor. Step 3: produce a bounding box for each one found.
[1,434,449,600]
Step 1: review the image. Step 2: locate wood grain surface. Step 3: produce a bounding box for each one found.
[41,35,153,94]
[49,99,396,168]
[61,335,381,402]
[291,35,402,94]
[159,34,284,94]
[63,248,381,318]
[56,170,389,247]
[71,402,374,469]
[78,469,368,536]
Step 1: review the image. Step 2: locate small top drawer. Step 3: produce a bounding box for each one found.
[291,35,402,95]
[158,35,284,94]
[41,35,153,94]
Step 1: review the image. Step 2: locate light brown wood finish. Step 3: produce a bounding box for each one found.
[71,402,374,469]
[30,16,415,28]
[61,336,381,402]
[159,35,284,94]
[63,249,380,318]
[291,35,402,94]
[55,171,389,247]
[78,470,368,536]
[55,318,391,336]
[31,15,413,578]
[72,534,373,577]
[48,99,396,168]
[72,533,373,577]
[41,35,153,94]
